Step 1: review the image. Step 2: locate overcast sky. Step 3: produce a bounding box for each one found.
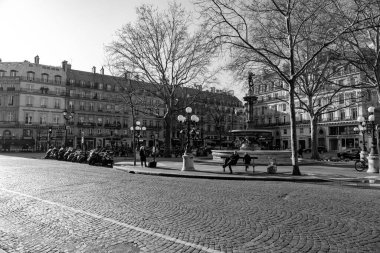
[0,0,242,99]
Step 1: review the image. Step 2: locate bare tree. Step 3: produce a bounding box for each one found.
[338,0,380,100]
[196,0,368,175]
[105,2,216,156]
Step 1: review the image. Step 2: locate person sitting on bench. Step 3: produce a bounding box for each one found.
[222,151,240,174]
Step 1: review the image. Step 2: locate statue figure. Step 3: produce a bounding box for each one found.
[248,72,254,91]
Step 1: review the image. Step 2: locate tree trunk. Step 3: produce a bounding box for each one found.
[164,113,172,157]
[310,116,320,160]
[289,81,301,175]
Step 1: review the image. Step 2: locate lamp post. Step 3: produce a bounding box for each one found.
[177,106,199,171]
[355,107,379,173]
[47,126,52,149]
[354,117,368,161]
[62,109,75,147]
[130,121,146,166]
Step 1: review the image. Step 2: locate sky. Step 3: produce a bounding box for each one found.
[0,0,242,99]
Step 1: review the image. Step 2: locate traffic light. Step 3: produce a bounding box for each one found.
[48,127,52,134]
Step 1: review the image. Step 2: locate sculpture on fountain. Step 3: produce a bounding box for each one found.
[211,72,292,165]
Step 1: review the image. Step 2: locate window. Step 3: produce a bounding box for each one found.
[54,99,60,109]
[90,103,94,111]
[79,116,84,123]
[41,73,49,82]
[8,95,14,105]
[10,70,17,77]
[351,92,356,103]
[0,70,5,77]
[351,107,357,120]
[98,103,103,111]
[69,101,74,111]
[339,93,344,104]
[27,71,35,81]
[80,102,85,110]
[40,114,47,124]
[53,115,60,124]
[26,96,33,106]
[300,128,304,134]
[340,109,345,120]
[54,75,61,84]
[283,129,287,135]
[7,112,14,121]
[106,84,112,91]
[25,112,33,124]
[282,104,286,111]
[98,117,103,125]
[40,98,48,108]
[98,83,103,90]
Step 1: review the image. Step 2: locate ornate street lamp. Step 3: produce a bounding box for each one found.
[62,109,75,147]
[355,106,379,173]
[354,116,368,157]
[177,106,199,171]
[130,121,146,166]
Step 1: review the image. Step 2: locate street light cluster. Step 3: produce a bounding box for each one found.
[62,109,75,147]
[177,107,200,154]
[354,106,377,155]
[130,120,146,166]
[354,106,379,173]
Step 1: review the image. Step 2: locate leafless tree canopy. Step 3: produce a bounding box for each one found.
[105,2,217,154]
[195,0,371,175]
[106,2,215,96]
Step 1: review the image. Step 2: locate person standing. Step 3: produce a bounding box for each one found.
[139,146,147,167]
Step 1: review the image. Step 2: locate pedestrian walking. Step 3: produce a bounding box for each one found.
[140,146,147,167]
[298,147,303,158]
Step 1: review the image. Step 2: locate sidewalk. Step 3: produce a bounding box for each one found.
[114,158,380,188]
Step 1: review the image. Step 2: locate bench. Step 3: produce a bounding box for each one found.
[221,156,258,172]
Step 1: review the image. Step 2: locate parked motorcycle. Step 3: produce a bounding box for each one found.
[87,149,114,167]
[44,147,58,159]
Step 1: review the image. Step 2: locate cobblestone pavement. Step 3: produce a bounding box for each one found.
[0,155,379,252]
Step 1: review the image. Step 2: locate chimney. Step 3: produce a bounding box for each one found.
[92,66,96,74]
[100,66,104,75]
[62,60,68,71]
[34,55,40,64]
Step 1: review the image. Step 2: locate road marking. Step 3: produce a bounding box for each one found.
[0,188,222,253]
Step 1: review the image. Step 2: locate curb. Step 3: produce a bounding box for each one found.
[114,166,331,183]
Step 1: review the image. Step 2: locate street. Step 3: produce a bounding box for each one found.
[0,154,379,252]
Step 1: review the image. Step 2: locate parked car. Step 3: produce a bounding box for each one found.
[303,146,327,153]
[337,148,361,160]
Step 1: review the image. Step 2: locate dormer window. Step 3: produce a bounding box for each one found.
[54,75,62,84]
[80,80,85,86]
[27,71,35,81]
[70,79,75,84]
[98,83,103,89]
[0,70,5,77]
[41,73,49,82]
[10,70,17,77]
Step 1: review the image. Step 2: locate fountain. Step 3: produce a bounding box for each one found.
[211,72,292,165]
